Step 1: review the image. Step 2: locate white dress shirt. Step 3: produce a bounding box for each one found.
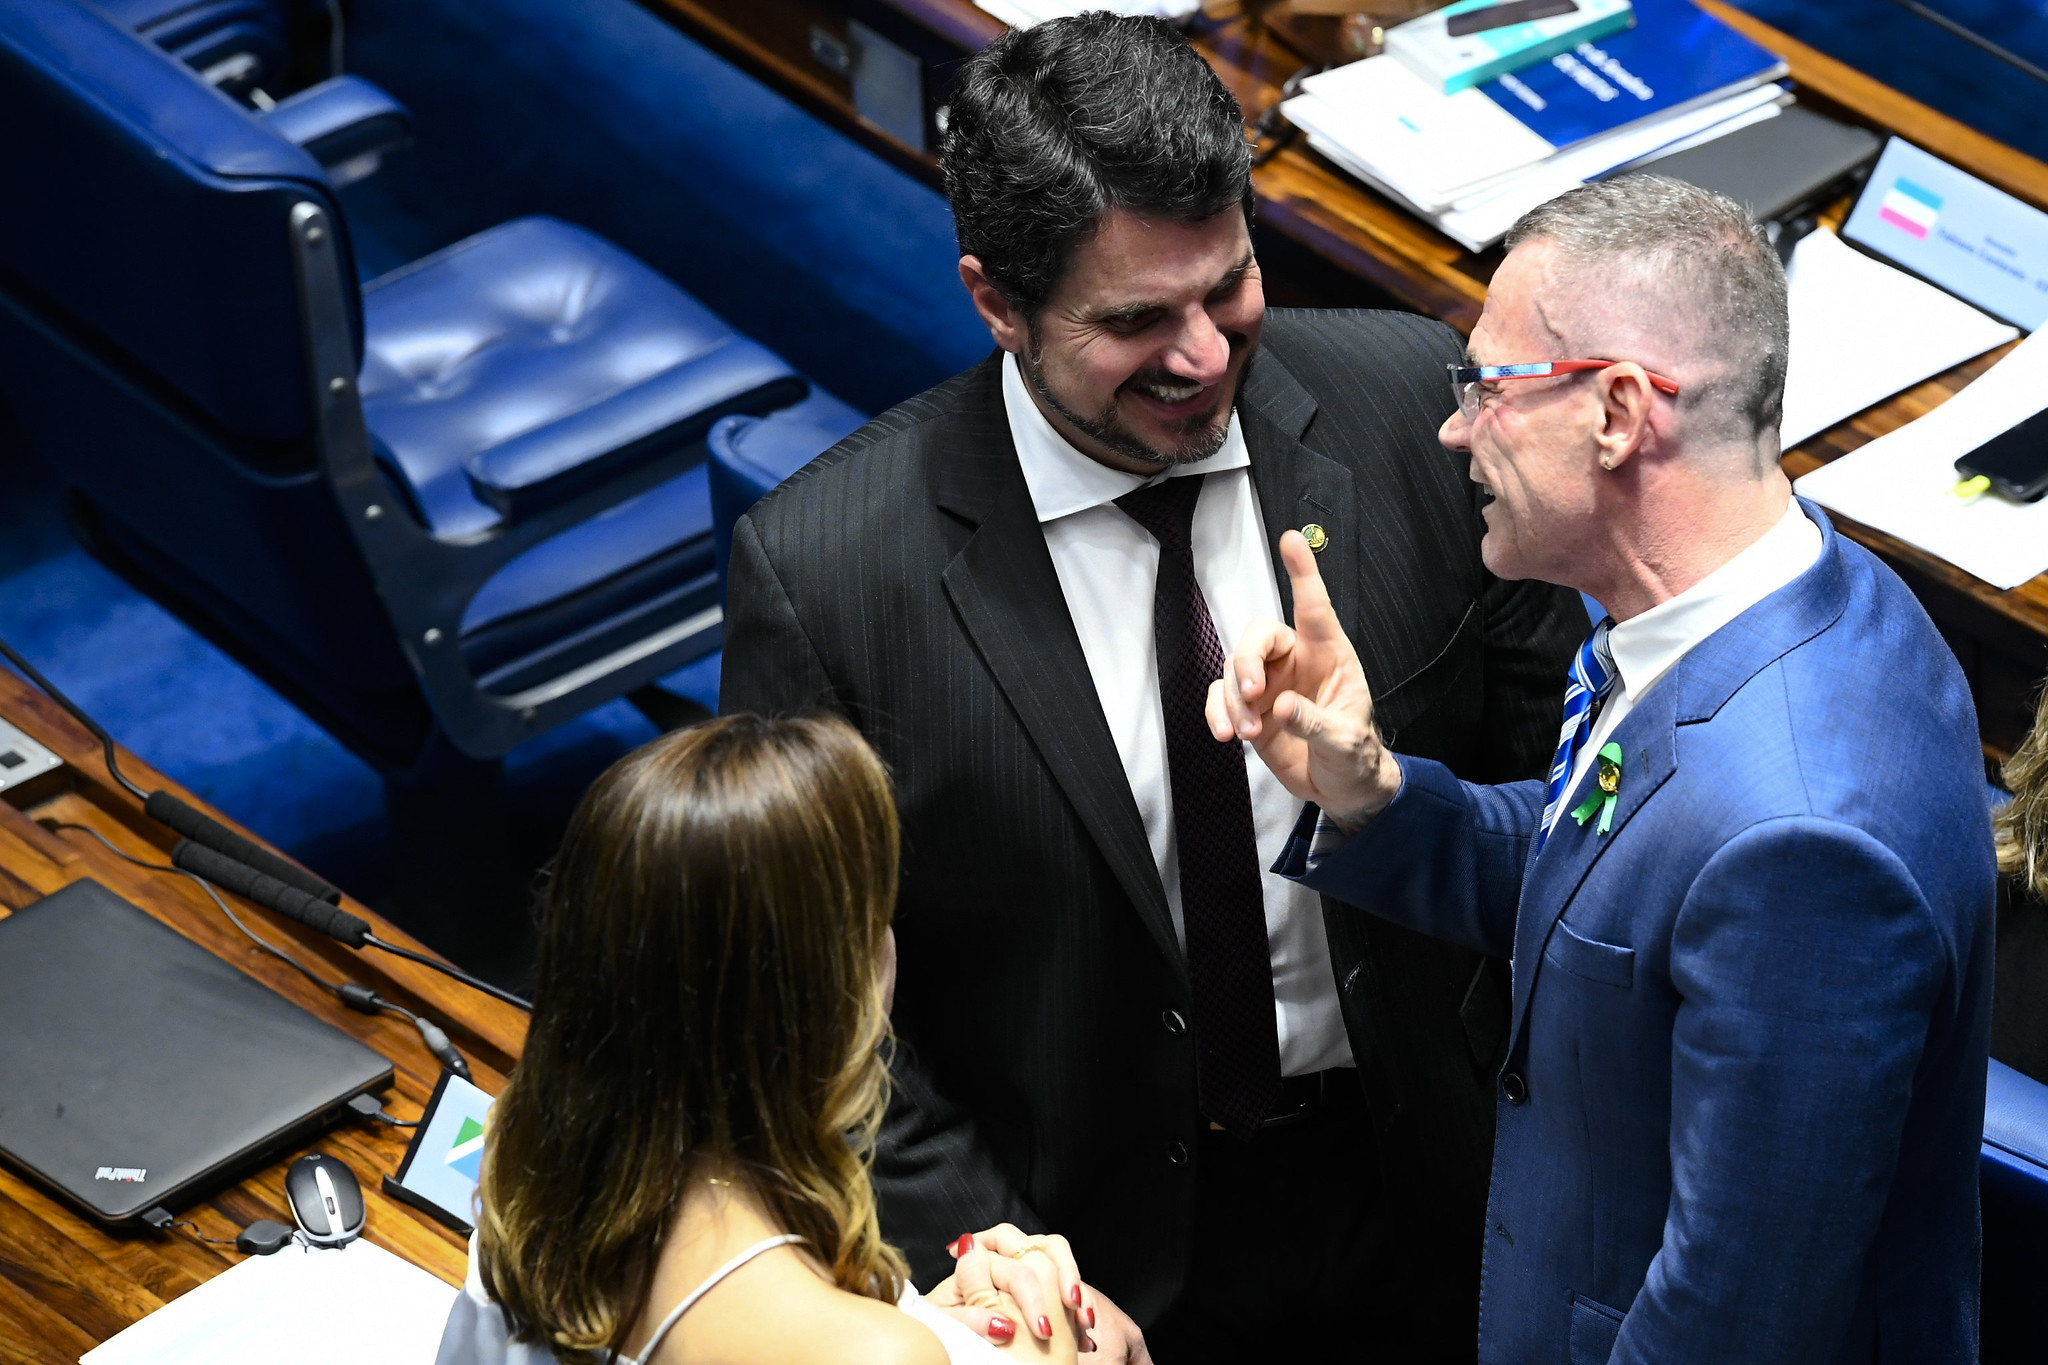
[1548,497,1825,833]
[1002,353,1353,1076]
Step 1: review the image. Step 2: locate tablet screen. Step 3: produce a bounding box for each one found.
[386,1070,496,1233]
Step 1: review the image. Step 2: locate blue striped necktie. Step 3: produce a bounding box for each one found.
[1538,618,1617,851]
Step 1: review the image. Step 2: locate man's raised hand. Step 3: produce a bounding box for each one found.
[1205,530,1402,830]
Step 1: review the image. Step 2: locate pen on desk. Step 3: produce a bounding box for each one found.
[1951,474,1991,500]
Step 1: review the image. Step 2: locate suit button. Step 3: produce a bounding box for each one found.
[1500,1071,1528,1105]
[1161,1009,1187,1035]
[1165,1140,1189,1166]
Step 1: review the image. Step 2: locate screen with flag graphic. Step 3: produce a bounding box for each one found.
[1844,136,2048,331]
[388,1071,496,1232]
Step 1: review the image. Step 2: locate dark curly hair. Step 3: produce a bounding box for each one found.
[940,12,1254,314]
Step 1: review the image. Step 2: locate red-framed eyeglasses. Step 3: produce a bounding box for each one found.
[1447,360,1681,422]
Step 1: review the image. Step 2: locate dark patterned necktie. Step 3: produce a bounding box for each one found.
[1116,474,1282,1141]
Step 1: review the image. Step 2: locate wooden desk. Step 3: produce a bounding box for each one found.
[643,0,2048,761]
[0,668,527,1363]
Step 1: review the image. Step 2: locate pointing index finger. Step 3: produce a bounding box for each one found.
[1278,529,1338,641]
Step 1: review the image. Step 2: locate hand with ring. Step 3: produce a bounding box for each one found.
[926,1233,1076,1358]
[925,1224,1150,1362]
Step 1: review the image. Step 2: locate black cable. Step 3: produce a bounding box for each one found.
[2,629,523,1018]
[1250,64,1318,170]
[1877,0,2048,88]
[0,635,147,801]
[140,1208,239,1244]
[0,631,343,904]
[347,1093,419,1128]
[49,823,475,1079]
[143,1207,299,1254]
[364,933,532,1012]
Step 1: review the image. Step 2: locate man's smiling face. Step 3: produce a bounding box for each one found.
[1013,206,1264,473]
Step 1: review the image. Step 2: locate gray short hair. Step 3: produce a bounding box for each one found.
[1506,176,1789,449]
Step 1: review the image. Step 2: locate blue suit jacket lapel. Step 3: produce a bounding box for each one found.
[1502,501,1851,1060]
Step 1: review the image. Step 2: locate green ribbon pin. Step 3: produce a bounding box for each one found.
[1570,742,1624,836]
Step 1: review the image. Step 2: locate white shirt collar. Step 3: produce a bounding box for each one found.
[1002,351,1250,524]
[1606,497,1825,702]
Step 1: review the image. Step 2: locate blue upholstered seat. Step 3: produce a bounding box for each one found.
[706,390,866,587]
[362,216,801,540]
[0,0,822,764]
[97,0,289,97]
[1984,1058,2048,1207]
[1983,1057,2048,1363]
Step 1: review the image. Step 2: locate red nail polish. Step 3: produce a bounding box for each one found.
[988,1316,1016,1341]
[1087,1305,1096,1328]
[948,1234,974,1258]
[1069,1284,1083,1308]
[1037,1316,1053,1339]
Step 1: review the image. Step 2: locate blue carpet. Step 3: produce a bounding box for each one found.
[0,0,985,946]
[1730,1,2048,164]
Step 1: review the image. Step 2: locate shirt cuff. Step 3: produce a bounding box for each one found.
[1307,810,1352,869]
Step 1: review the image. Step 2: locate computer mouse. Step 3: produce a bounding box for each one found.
[284,1152,365,1247]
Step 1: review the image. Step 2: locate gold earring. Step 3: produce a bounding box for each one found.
[1601,456,1615,471]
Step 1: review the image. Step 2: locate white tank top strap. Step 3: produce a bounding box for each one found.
[621,1233,807,1365]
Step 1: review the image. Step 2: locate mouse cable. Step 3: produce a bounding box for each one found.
[142,1207,300,1255]
[48,823,472,1082]
[0,633,343,905]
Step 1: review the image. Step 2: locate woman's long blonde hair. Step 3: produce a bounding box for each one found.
[475,713,909,1360]
[1997,682,2048,902]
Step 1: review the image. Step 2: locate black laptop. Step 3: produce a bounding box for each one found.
[0,878,392,1225]
[1622,104,1883,239]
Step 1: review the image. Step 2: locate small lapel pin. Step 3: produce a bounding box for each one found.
[1301,523,1329,553]
[1570,742,1624,836]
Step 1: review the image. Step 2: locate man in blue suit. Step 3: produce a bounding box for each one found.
[1207,176,1995,1362]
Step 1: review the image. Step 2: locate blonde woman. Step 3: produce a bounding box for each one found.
[1995,683,2048,1083]
[436,715,1102,1363]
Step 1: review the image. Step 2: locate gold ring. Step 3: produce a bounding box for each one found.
[1010,1238,1056,1262]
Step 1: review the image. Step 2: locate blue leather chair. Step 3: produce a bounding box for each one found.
[97,0,292,100]
[706,392,867,595]
[0,0,813,772]
[1982,1057,2048,1363]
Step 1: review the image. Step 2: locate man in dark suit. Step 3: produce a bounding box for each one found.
[720,14,1581,1360]
[1215,177,1994,1362]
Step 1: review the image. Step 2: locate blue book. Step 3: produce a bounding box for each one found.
[1478,0,1787,150]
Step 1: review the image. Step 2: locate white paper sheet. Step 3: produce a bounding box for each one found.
[1779,227,2019,448]
[1794,326,2048,591]
[81,1238,458,1365]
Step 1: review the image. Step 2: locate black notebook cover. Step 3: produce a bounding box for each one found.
[1626,104,1883,225]
[0,878,392,1224]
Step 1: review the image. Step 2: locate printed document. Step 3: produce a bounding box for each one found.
[1794,325,2047,591]
[81,1237,458,1365]
[1780,227,2018,448]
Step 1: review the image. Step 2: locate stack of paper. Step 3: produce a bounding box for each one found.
[82,1239,458,1365]
[1779,227,2018,448]
[972,0,1199,26]
[1283,0,1789,250]
[1794,324,2047,592]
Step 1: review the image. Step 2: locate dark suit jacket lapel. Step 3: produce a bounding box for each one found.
[934,359,1186,984]
[1240,351,1452,741]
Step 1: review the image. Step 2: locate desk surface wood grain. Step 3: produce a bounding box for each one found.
[0,669,528,1363]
